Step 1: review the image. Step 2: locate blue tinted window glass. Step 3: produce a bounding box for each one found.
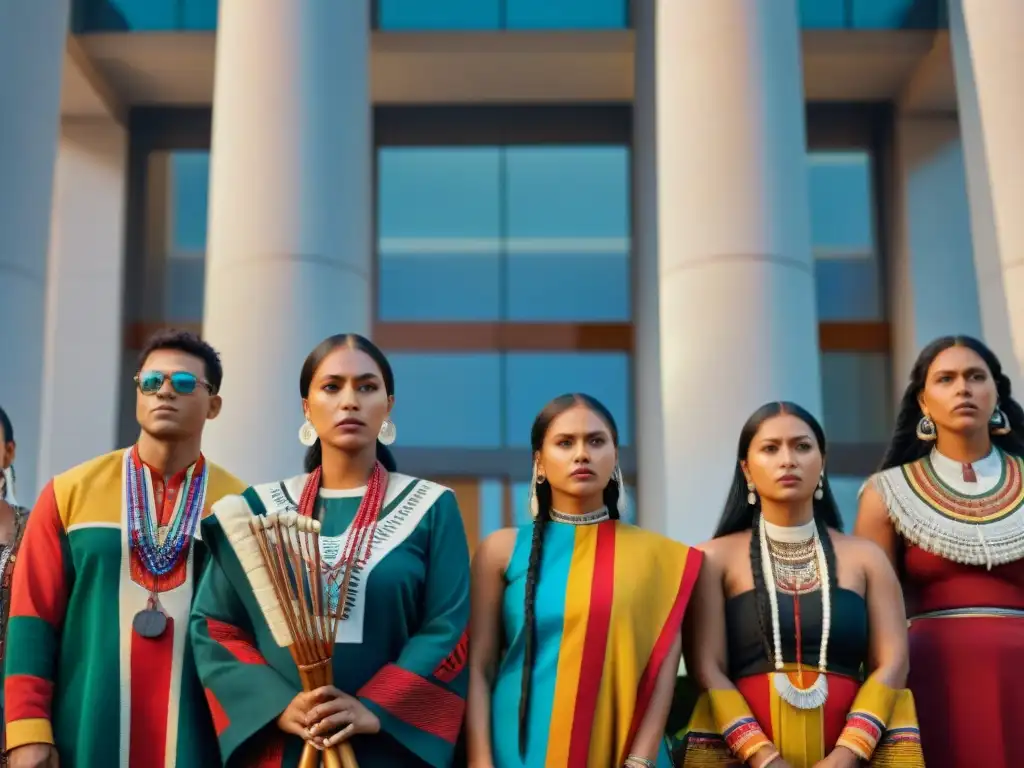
[479,479,505,538]
[815,258,882,321]
[820,352,892,443]
[164,255,205,322]
[799,0,846,27]
[504,352,631,447]
[505,0,626,29]
[829,476,867,531]
[378,0,501,29]
[852,0,917,28]
[505,146,630,321]
[171,151,210,251]
[182,0,218,29]
[378,148,501,321]
[808,152,875,252]
[386,353,502,447]
[87,0,176,29]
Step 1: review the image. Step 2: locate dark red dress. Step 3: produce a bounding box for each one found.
[904,545,1024,768]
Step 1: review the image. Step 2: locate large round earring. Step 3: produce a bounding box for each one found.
[814,474,824,501]
[529,464,546,520]
[916,415,937,441]
[378,419,397,446]
[991,408,1012,436]
[298,420,318,447]
[747,481,757,506]
[613,465,628,517]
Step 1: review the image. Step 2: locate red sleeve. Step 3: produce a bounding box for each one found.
[5,482,72,749]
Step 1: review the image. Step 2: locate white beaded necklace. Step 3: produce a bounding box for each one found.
[759,515,831,709]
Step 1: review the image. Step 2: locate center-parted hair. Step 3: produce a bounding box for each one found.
[517,393,621,756]
[880,335,1024,470]
[298,334,397,473]
[712,401,842,664]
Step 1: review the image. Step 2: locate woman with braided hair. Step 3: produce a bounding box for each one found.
[190,334,471,767]
[855,335,1024,768]
[466,393,701,768]
[676,402,923,768]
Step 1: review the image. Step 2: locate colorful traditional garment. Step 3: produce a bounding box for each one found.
[675,518,924,768]
[491,514,702,768]
[872,447,1024,768]
[191,472,470,767]
[3,447,244,768]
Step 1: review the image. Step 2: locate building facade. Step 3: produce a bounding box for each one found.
[1,0,1017,548]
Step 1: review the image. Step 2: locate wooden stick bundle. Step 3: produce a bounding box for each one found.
[246,511,359,768]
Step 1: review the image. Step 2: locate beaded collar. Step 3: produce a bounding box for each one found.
[874,448,1024,569]
[549,506,610,525]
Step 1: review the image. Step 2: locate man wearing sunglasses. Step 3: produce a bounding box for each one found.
[4,329,245,768]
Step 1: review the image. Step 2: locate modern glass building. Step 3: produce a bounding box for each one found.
[1,0,1013,548]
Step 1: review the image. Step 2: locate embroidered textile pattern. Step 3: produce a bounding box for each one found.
[876,449,1024,568]
[548,506,610,525]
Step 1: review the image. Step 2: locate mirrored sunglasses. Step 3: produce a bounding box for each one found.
[134,370,213,396]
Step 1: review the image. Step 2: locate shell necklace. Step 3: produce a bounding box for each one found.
[759,515,831,709]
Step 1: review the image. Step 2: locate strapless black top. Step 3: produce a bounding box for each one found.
[725,587,868,679]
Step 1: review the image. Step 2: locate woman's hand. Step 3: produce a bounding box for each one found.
[813,746,859,768]
[276,691,316,742]
[306,685,381,747]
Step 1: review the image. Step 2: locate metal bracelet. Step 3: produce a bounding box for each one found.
[624,757,657,768]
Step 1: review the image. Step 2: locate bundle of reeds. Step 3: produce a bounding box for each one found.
[239,510,359,768]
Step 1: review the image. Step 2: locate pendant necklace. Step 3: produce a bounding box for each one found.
[124,449,208,638]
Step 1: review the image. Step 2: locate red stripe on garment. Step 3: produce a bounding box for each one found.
[736,675,775,742]
[206,617,269,665]
[4,674,53,723]
[358,663,465,743]
[619,547,704,763]
[204,688,231,736]
[129,616,175,767]
[567,522,617,766]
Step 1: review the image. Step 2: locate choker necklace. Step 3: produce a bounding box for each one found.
[759,514,831,710]
[549,507,610,525]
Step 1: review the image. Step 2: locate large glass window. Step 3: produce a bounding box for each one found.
[798,0,943,28]
[165,151,210,323]
[376,0,627,30]
[377,145,630,322]
[75,0,217,31]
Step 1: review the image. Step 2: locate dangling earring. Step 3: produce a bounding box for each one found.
[814,473,824,501]
[991,407,1012,436]
[298,420,318,447]
[916,415,937,441]
[378,419,397,446]
[613,465,628,517]
[747,481,757,506]
[529,464,546,520]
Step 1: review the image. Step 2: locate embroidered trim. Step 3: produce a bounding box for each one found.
[837,711,885,760]
[874,450,1024,568]
[721,715,771,762]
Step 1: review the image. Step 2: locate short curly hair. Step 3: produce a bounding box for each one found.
[137,329,224,394]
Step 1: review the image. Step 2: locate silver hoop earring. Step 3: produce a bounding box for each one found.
[814,474,824,501]
[298,420,318,447]
[747,481,757,506]
[916,415,937,442]
[991,408,1012,436]
[378,419,397,446]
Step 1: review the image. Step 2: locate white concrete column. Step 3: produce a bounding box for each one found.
[949,0,1024,382]
[632,0,667,535]
[38,118,128,482]
[0,1,70,500]
[888,114,982,392]
[203,0,372,484]
[655,0,822,545]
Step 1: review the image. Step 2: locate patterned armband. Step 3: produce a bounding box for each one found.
[835,677,899,761]
[709,689,772,762]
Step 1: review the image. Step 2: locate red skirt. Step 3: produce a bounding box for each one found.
[910,614,1024,768]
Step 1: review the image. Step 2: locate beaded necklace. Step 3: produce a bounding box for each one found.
[298,462,388,617]
[759,515,831,710]
[123,448,207,638]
